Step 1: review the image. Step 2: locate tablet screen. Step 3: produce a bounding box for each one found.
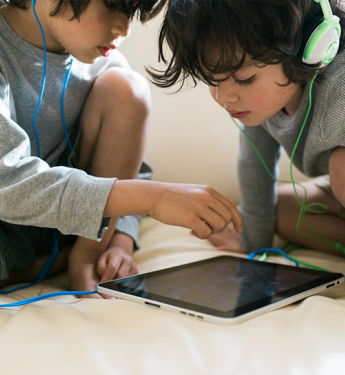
[99,256,343,318]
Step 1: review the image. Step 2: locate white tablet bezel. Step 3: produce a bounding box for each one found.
[97,255,344,325]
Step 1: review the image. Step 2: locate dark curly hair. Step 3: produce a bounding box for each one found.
[148,0,345,89]
[1,0,167,22]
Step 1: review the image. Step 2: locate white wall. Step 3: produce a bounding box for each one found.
[119,16,307,203]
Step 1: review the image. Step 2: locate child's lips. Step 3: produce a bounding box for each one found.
[98,46,116,57]
[226,109,250,120]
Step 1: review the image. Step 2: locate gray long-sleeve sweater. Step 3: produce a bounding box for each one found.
[237,49,345,252]
[0,14,148,243]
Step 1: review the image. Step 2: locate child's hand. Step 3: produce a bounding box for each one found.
[97,244,138,300]
[149,183,242,239]
[208,225,244,253]
[97,246,139,283]
[106,180,242,239]
[68,232,137,299]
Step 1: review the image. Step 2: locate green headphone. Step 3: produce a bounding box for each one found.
[303,0,341,66]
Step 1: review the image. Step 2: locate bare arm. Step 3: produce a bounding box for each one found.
[329,147,345,207]
[104,180,242,239]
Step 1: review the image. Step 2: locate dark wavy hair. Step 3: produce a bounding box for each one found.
[1,0,167,22]
[148,0,345,89]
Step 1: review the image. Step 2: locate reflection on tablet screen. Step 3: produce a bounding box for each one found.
[101,256,341,317]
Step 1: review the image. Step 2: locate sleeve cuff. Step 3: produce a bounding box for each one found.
[115,215,143,250]
[238,206,276,253]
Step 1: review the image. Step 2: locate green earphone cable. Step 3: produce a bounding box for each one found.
[257,243,333,272]
[230,71,345,258]
[287,73,344,249]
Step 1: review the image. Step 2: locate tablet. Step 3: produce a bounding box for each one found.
[97,255,344,324]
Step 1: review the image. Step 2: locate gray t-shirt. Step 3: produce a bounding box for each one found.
[237,49,345,252]
[0,14,147,243]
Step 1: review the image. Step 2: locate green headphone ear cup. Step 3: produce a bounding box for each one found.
[301,16,325,55]
[302,15,340,65]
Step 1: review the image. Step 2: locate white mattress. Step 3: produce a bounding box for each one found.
[1,217,345,375]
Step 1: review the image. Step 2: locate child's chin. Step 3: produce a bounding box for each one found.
[238,117,262,127]
[80,57,102,65]
[70,51,102,65]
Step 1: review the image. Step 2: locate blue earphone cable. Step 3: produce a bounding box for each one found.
[247,246,332,272]
[61,57,74,152]
[0,291,98,308]
[32,0,46,159]
[248,248,300,267]
[0,1,100,307]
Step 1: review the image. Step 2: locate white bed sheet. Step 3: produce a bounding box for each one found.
[1,217,345,375]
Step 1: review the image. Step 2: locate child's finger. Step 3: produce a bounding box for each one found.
[209,191,243,233]
[191,219,213,239]
[228,206,242,234]
[99,256,123,283]
[97,255,107,278]
[116,259,132,279]
[200,208,228,235]
[208,198,243,234]
[130,263,139,276]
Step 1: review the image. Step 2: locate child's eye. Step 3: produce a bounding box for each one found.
[103,0,119,11]
[233,75,256,86]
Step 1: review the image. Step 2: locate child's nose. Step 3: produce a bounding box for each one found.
[111,14,131,38]
[216,83,239,104]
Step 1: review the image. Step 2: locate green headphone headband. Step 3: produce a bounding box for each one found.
[315,0,333,20]
[303,0,341,65]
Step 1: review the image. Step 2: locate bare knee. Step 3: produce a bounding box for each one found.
[276,184,301,215]
[276,184,301,237]
[92,67,151,119]
[78,68,151,170]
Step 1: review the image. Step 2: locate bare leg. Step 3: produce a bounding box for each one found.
[68,67,151,297]
[276,182,345,256]
[0,68,149,292]
[0,245,71,289]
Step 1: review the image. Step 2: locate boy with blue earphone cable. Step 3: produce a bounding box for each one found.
[150,0,345,261]
[0,0,244,308]
[0,0,96,306]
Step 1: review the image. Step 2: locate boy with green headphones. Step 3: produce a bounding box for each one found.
[150,0,345,255]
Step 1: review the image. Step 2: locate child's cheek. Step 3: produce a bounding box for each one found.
[247,83,280,113]
[247,91,269,112]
